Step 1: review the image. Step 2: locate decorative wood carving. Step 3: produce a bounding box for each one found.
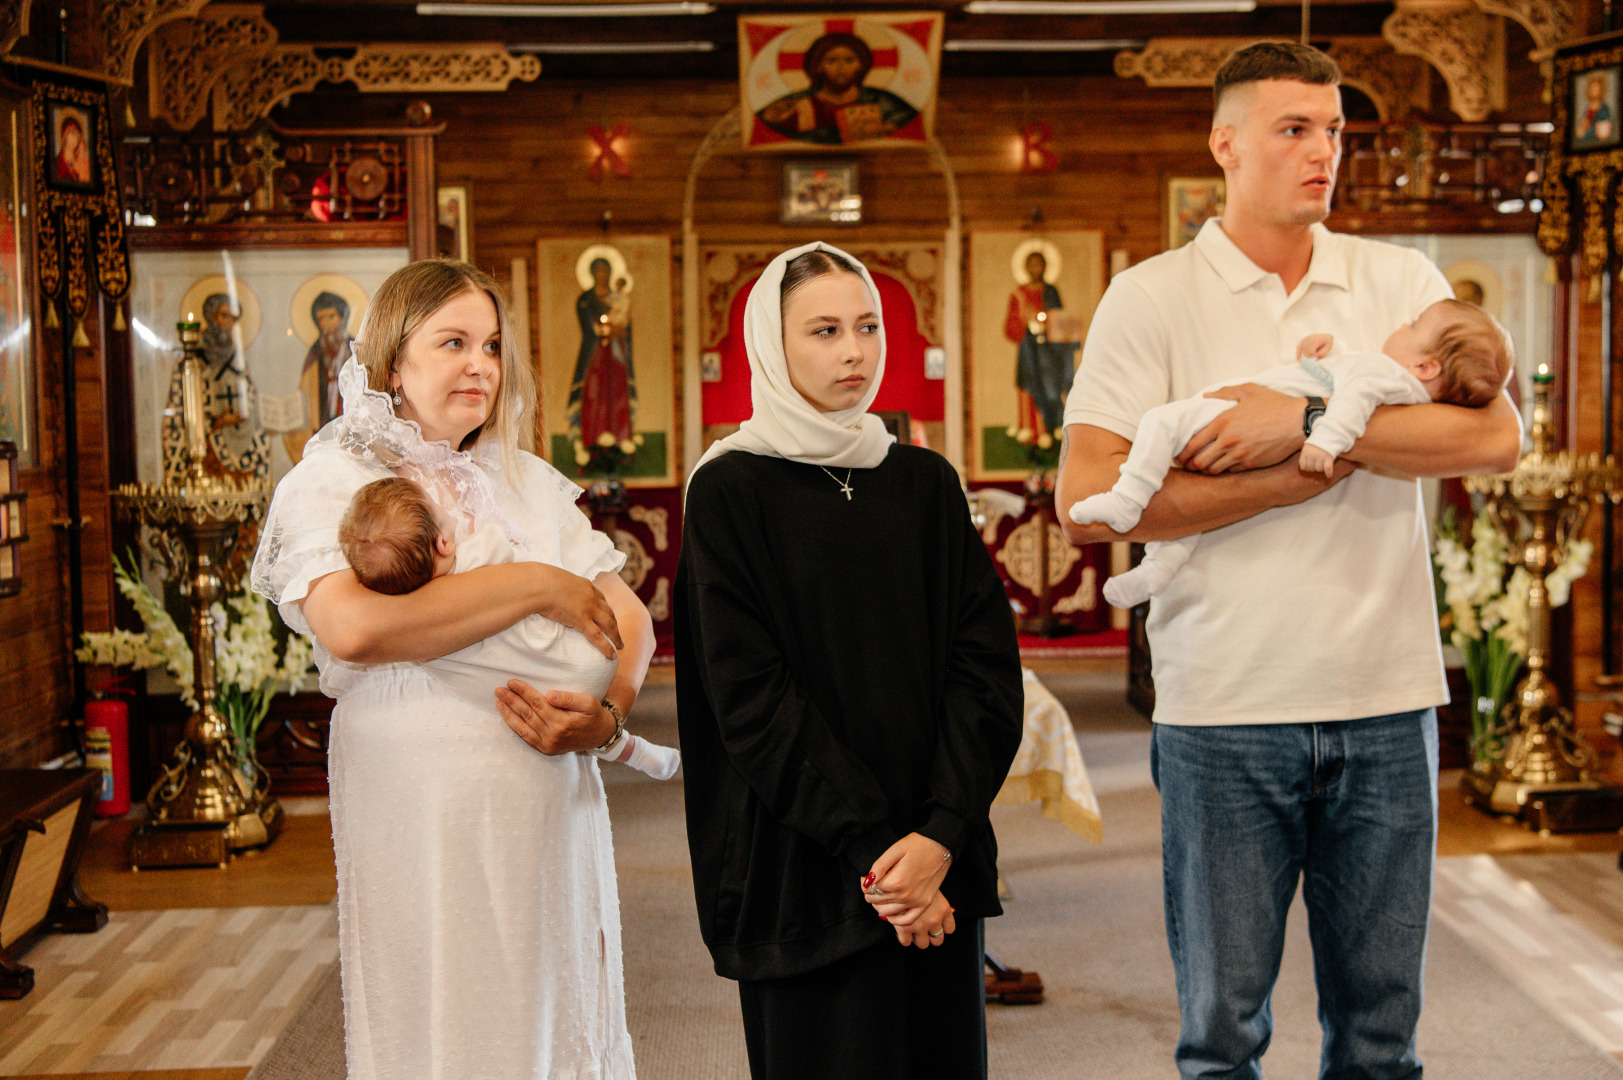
[102,0,211,85]
[204,43,540,131]
[1328,40,1433,120]
[1473,0,1580,53]
[212,46,336,132]
[1112,37,1247,86]
[1383,1,1507,122]
[148,4,276,132]
[344,43,541,93]
[0,0,35,58]
[1113,37,1429,120]
[122,124,434,227]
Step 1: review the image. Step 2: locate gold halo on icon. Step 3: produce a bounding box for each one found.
[179,275,262,350]
[289,274,370,347]
[1011,239,1062,285]
[1443,259,1504,319]
[575,244,633,294]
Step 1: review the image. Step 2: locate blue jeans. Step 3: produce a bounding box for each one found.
[1152,710,1438,1080]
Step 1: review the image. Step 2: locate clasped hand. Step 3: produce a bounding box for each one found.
[1177,383,1306,475]
[495,684,616,756]
[861,832,955,948]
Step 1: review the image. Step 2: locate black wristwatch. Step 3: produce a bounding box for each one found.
[1302,395,1327,437]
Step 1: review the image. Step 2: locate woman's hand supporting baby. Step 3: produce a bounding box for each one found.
[532,563,622,660]
[862,832,955,947]
[496,570,655,758]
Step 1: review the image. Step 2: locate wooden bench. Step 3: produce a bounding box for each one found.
[0,768,108,998]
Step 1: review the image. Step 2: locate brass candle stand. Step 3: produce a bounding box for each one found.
[1462,367,1623,831]
[113,320,280,869]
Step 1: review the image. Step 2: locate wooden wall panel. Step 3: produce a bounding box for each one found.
[0,294,122,770]
[420,75,1217,312]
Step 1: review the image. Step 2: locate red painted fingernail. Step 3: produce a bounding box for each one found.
[861,873,876,889]
[881,915,890,921]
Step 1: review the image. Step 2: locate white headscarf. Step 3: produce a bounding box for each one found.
[691,241,895,481]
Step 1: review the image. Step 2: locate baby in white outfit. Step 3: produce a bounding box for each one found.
[338,476,680,780]
[1069,298,1515,608]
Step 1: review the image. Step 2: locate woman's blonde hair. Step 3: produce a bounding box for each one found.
[353,258,536,455]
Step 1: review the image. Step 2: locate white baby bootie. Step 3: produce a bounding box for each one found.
[1069,491,1144,535]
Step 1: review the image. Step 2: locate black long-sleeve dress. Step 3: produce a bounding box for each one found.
[675,444,1024,985]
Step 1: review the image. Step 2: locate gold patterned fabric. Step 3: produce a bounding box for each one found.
[994,669,1103,843]
[30,80,129,317]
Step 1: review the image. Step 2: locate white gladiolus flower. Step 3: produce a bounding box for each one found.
[81,551,316,737]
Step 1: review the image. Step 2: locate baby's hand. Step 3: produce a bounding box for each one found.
[1297,333,1335,360]
[1298,444,1336,478]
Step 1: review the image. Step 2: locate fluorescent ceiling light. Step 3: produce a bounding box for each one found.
[418,2,715,16]
[945,38,1144,51]
[510,40,715,53]
[966,0,1256,14]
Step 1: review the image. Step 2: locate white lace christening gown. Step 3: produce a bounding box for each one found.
[252,361,634,1080]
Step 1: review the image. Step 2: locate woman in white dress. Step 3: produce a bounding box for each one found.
[251,259,653,1080]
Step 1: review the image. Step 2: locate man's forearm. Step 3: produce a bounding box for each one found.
[1056,423,1349,545]
[1344,392,1522,477]
[1065,464,1343,544]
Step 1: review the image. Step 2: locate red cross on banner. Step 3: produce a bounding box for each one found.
[588,125,631,181]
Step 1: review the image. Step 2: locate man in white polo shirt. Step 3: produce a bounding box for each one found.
[1056,42,1521,1080]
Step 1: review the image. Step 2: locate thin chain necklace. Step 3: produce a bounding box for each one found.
[818,466,854,501]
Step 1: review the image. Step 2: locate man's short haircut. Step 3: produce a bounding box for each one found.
[339,477,441,595]
[1213,41,1341,114]
[1425,299,1515,409]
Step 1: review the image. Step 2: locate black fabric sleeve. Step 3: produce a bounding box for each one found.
[917,467,1025,856]
[683,474,902,873]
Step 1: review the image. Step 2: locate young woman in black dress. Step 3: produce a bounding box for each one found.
[676,242,1023,1079]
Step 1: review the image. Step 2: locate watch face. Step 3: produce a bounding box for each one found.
[1304,400,1327,436]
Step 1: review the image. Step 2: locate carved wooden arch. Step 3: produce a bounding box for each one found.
[105,0,213,85]
[0,0,36,58]
[1383,0,1507,121]
[1113,37,1430,120]
[1474,0,1581,54]
[679,108,966,476]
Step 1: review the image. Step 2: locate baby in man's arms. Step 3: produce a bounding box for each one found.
[339,476,679,780]
[1070,298,1514,608]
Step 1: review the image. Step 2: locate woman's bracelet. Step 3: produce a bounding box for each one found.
[594,698,626,753]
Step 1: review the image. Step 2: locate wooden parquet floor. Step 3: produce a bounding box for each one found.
[6,1071,247,1079]
[7,738,1623,1076]
[0,905,336,1076]
[78,813,336,912]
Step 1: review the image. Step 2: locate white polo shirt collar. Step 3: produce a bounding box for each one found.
[1193,219,1352,296]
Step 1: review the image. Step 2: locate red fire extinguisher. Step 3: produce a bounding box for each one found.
[84,693,131,818]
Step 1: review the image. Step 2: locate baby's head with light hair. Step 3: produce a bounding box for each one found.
[1383,299,1514,409]
[338,476,456,595]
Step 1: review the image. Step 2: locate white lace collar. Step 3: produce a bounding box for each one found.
[307,359,530,548]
